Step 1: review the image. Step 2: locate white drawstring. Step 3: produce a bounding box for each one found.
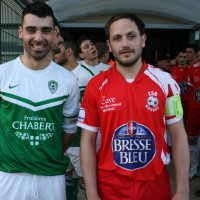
[33,175,38,200]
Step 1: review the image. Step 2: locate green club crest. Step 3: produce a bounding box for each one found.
[48,80,58,94]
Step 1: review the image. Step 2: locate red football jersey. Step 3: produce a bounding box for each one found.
[170,66,186,96]
[187,61,200,109]
[170,66,185,84]
[78,62,181,181]
[181,61,199,102]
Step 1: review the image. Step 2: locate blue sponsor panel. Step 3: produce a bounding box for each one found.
[179,81,189,95]
[194,88,200,103]
[112,121,155,170]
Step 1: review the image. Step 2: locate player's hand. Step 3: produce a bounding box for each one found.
[87,195,101,200]
[172,191,189,200]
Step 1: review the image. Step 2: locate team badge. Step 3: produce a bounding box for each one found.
[112,121,155,171]
[147,96,158,107]
[48,80,58,94]
[145,91,159,112]
[127,121,137,136]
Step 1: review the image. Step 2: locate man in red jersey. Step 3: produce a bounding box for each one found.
[170,49,187,94]
[181,45,198,125]
[78,13,189,200]
[181,44,199,179]
[187,60,200,179]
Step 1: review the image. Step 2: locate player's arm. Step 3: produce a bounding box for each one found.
[62,77,80,152]
[62,131,76,152]
[80,128,101,200]
[167,119,189,200]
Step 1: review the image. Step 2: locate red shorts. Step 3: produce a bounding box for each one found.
[187,108,200,136]
[97,167,172,200]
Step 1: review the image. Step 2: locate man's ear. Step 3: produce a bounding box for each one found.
[142,34,147,48]
[106,40,112,53]
[18,26,23,39]
[79,52,84,59]
[66,48,72,56]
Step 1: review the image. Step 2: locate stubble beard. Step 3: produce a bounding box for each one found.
[57,56,68,66]
[27,40,50,60]
[114,51,142,67]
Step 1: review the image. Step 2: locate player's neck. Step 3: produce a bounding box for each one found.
[116,59,143,79]
[84,58,99,66]
[20,54,50,70]
[179,64,186,68]
[64,59,78,71]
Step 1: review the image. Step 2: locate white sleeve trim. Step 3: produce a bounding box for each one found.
[166,116,182,125]
[77,121,99,132]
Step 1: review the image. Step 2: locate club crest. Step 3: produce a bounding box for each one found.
[48,80,58,94]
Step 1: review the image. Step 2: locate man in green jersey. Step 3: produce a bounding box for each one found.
[54,37,93,200]
[77,35,111,76]
[0,2,79,200]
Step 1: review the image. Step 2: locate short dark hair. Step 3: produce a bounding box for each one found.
[60,37,79,58]
[77,35,94,53]
[186,44,199,53]
[95,42,109,59]
[22,2,56,26]
[177,48,186,54]
[105,13,145,40]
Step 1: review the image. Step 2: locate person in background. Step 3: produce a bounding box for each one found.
[170,52,178,67]
[0,3,80,200]
[49,24,64,59]
[170,49,187,94]
[186,44,199,67]
[156,53,171,72]
[78,13,189,200]
[181,44,199,179]
[95,42,110,64]
[54,37,93,200]
[186,58,200,179]
[77,35,111,76]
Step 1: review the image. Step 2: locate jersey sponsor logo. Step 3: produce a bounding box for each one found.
[13,115,55,146]
[112,121,155,170]
[194,88,200,103]
[48,80,58,94]
[100,96,121,112]
[145,91,159,112]
[9,84,20,89]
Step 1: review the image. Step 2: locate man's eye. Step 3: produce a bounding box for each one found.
[27,28,35,33]
[113,36,120,41]
[42,28,52,34]
[128,34,136,39]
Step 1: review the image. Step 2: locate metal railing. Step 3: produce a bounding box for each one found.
[0,0,25,64]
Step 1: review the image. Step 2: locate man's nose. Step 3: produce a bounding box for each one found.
[121,38,129,47]
[34,30,43,42]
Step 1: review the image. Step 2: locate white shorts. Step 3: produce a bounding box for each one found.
[65,147,82,177]
[0,171,66,200]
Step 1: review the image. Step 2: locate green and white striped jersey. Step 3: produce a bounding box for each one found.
[0,57,80,176]
[70,64,93,147]
[79,60,111,76]
[72,63,93,101]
